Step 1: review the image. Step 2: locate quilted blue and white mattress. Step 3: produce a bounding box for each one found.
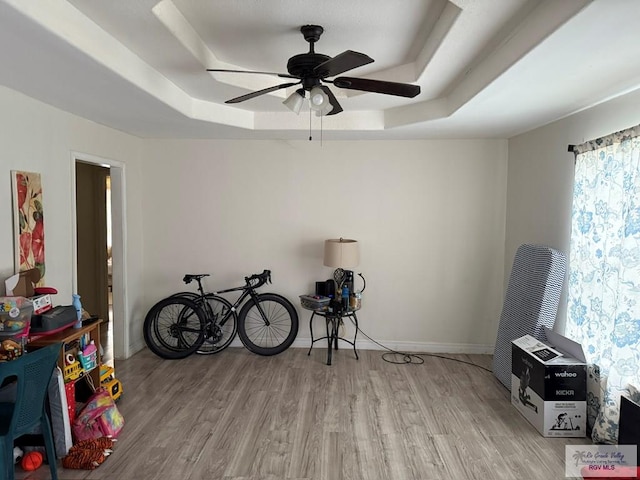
[492,244,566,390]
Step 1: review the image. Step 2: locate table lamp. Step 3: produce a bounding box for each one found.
[323,238,359,297]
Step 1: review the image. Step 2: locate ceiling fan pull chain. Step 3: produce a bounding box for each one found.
[309,105,312,141]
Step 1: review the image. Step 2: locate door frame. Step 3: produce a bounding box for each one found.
[71,151,129,359]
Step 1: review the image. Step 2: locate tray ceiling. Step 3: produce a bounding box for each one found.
[0,0,638,139]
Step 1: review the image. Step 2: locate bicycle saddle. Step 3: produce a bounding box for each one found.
[182,274,210,284]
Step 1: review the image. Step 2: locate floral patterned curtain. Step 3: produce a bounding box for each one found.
[566,124,640,443]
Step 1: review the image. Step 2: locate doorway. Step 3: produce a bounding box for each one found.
[75,162,111,363]
[72,153,128,361]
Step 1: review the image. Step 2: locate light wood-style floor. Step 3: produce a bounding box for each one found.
[17,346,585,480]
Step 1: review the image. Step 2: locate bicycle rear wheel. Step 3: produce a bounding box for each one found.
[170,291,199,300]
[143,296,205,359]
[237,293,299,356]
[196,294,238,355]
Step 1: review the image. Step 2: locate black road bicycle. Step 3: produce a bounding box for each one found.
[143,270,298,359]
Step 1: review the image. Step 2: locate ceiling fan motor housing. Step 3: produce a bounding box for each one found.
[287,25,331,90]
[287,53,330,89]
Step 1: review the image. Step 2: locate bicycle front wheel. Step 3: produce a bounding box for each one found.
[196,294,238,355]
[143,297,205,359]
[237,293,299,356]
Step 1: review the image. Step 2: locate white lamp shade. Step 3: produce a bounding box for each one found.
[283,89,305,114]
[323,238,359,268]
[309,87,329,111]
[316,103,334,117]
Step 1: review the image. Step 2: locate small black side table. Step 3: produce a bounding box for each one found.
[307,309,359,365]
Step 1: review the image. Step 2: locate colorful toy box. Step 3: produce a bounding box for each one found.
[0,296,33,361]
[0,296,33,334]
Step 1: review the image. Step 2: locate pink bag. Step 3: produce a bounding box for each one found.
[72,388,124,441]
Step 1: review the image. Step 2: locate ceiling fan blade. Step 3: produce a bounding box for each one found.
[314,50,374,78]
[333,77,420,98]
[225,82,300,104]
[319,85,343,116]
[207,68,297,79]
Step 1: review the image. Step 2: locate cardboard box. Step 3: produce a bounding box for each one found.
[511,327,586,437]
[4,268,41,297]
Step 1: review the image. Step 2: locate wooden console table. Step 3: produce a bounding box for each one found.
[29,319,103,387]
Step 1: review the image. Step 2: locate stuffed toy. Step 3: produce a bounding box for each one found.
[62,436,114,470]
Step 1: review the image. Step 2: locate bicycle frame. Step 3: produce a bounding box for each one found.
[194,276,271,327]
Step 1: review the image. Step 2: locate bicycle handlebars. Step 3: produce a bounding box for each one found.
[182,270,271,288]
[245,269,271,288]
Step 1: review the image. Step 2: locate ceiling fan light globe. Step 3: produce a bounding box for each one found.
[309,87,329,111]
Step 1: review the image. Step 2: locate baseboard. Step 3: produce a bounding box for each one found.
[128,339,146,356]
[131,337,494,357]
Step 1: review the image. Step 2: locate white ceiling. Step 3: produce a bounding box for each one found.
[0,0,639,140]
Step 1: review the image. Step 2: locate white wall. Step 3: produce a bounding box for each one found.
[0,83,510,356]
[0,85,145,357]
[141,139,508,352]
[506,88,640,332]
[3,79,638,354]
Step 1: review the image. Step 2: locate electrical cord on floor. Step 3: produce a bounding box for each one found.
[349,317,493,372]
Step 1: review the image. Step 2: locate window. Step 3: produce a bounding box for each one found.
[566,124,640,443]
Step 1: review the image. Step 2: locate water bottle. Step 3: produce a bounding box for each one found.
[72,294,83,328]
[344,271,354,297]
[341,285,349,310]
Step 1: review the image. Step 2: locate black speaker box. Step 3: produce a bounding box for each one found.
[315,279,336,298]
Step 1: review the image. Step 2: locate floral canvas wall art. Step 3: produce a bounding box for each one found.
[11,170,45,284]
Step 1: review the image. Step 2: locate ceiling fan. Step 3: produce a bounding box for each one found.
[207,25,421,116]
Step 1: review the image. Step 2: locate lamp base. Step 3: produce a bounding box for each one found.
[333,268,346,289]
[334,269,354,298]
